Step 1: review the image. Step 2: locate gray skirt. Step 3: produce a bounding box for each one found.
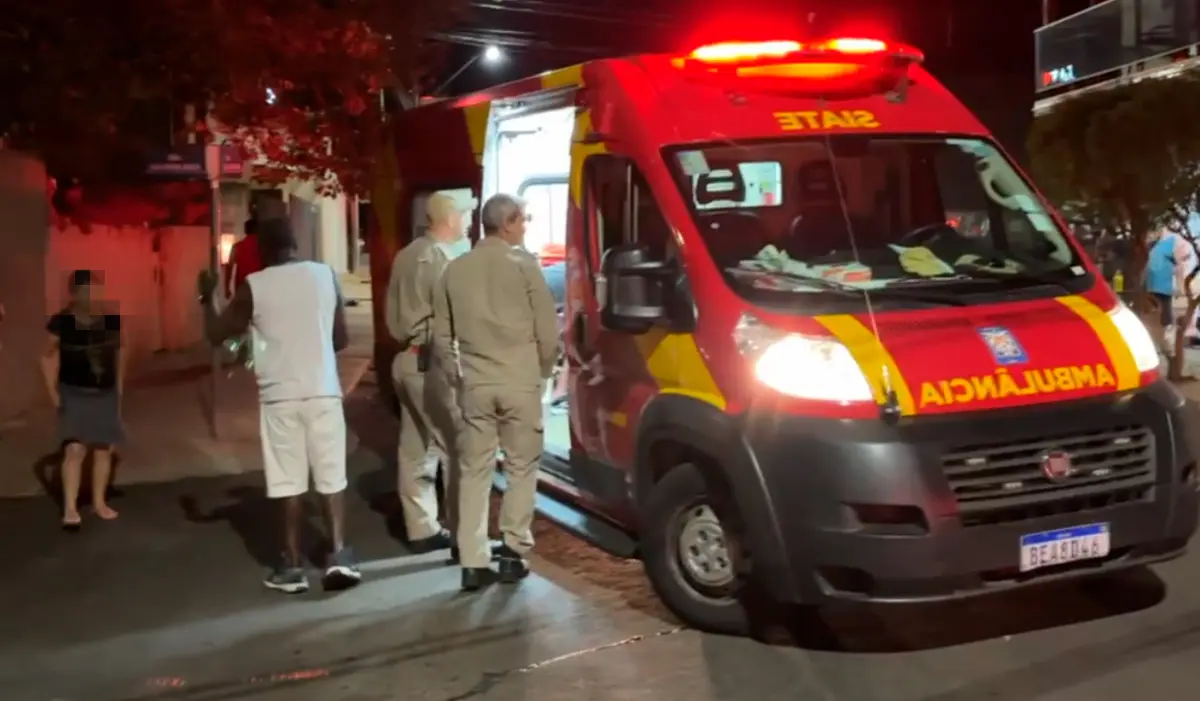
[59,384,124,447]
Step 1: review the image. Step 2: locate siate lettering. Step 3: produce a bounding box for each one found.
[773,109,879,131]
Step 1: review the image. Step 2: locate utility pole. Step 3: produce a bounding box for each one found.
[204,143,222,439]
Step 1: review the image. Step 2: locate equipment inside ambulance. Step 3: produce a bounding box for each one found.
[380,34,1199,637]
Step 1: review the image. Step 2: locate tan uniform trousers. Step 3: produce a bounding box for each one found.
[394,352,460,541]
[456,384,542,568]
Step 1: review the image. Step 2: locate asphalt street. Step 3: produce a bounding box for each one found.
[2,383,1200,701]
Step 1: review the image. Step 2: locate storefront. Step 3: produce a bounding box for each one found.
[1035,0,1200,111]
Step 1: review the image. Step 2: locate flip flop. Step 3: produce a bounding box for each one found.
[62,514,82,532]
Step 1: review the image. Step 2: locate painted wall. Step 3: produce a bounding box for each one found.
[46,225,161,357]
[0,153,213,424]
[0,152,50,426]
[283,179,350,272]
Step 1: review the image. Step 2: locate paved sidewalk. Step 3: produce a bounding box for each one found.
[340,272,372,304]
[0,306,374,498]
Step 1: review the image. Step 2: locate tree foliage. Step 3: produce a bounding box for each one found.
[0,0,463,196]
[1028,74,1200,288]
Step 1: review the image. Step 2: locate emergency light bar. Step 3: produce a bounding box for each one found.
[673,37,923,93]
[686,38,921,65]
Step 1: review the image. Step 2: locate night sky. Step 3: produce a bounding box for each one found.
[436,0,1043,93]
[430,0,1044,157]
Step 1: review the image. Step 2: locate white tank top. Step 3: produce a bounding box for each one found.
[246,261,342,403]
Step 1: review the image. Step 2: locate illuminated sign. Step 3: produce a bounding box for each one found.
[918,363,1115,408]
[773,109,879,131]
[1041,65,1077,87]
[1035,0,1194,93]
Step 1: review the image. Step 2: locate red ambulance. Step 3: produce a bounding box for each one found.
[368,37,1200,634]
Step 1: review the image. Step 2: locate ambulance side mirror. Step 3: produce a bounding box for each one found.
[601,244,674,333]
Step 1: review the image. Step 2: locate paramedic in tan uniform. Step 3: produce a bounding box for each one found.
[432,193,558,591]
[385,192,471,554]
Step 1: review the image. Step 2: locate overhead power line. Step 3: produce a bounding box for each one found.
[467,0,676,27]
[428,30,617,55]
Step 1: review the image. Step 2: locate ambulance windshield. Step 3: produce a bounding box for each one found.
[667,136,1086,297]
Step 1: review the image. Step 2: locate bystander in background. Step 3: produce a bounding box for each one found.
[41,270,125,530]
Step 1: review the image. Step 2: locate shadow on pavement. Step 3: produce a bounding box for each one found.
[354,465,411,545]
[32,447,123,511]
[751,564,1168,653]
[179,487,331,568]
[345,388,412,545]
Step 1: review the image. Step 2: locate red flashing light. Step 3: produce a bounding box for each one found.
[683,37,921,68]
[690,41,802,63]
[676,36,922,95]
[821,38,887,54]
[688,38,904,63]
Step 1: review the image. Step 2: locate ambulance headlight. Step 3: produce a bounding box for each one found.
[1109,304,1161,373]
[754,335,874,402]
[735,313,874,402]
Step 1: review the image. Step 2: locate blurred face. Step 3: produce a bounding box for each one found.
[447,210,465,238]
[72,281,102,308]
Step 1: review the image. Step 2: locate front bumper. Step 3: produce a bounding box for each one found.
[740,381,1200,604]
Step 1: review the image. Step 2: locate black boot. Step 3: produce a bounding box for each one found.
[450,540,501,564]
[461,567,492,592]
[409,529,452,554]
[496,546,530,584]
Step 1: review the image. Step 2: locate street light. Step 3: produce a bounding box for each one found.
[433,45,505,96]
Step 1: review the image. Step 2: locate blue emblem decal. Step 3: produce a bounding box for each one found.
[978,326,1028,366]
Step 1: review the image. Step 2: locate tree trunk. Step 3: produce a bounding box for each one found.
[1127,221,1151,314]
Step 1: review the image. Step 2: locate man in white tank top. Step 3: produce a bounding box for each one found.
[199,218,360,594]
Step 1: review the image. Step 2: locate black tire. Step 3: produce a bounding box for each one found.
[640,461,752,635]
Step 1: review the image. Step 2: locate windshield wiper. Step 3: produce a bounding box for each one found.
[951,264,1079,292]
[730,268,967,305]
[869,285,967,305]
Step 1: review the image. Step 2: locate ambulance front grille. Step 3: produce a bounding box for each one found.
[942,425,1155,527]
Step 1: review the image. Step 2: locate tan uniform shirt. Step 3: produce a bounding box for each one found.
[433,237,558,388]
[386,236,450,352]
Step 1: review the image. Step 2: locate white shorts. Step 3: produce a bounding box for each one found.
[260,397,348,499]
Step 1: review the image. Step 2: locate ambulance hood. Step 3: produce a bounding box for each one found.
[815,295,1144,416]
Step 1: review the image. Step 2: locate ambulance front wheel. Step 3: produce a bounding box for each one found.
[640,461,757,636]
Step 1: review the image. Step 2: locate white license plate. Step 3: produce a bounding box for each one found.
[1018,523,1110,573]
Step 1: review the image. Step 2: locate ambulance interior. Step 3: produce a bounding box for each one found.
[480,105,576,458]
[677,136,1077,291]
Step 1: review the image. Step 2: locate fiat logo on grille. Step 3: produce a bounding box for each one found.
[1041,450,1074,481]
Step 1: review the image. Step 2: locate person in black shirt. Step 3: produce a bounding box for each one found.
[41,270,125,530]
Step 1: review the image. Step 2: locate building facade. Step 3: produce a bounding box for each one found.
[1035,0,1200,114]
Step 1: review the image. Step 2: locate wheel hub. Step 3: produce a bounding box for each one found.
[677,505,734,589]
